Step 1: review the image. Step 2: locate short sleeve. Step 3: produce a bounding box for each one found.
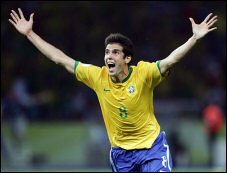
[137,61,167,88]
[74,61,101,90]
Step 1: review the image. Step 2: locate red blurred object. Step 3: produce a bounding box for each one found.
[202,104,224,134]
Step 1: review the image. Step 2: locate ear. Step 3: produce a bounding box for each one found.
[125,56,132,64]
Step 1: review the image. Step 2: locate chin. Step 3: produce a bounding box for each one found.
[108,72,115,77]
[107,68,114,75]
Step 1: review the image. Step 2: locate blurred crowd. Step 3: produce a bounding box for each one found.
[1,1,225,122]
[1,1,226,169]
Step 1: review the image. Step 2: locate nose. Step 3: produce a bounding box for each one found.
[106,52,112,58]
[105,53,113,61]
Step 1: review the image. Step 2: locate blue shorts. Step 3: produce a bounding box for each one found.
[109,131,173,172]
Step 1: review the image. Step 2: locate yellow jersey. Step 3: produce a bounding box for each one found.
[74,60,167,150]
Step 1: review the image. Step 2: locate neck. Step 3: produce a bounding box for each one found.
[111,66,130,83]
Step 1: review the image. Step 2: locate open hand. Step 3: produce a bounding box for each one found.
[189,13,217,40]
[9,8,34,36]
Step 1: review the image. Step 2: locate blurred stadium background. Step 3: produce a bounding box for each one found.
[1,1,226,172]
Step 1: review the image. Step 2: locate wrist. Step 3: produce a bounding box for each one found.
[26,30,34,37]
[191,34,200,43]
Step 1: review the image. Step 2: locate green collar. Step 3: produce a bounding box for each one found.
[111,67,133,83]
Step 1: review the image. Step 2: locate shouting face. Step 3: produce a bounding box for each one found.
[104,43,131,82]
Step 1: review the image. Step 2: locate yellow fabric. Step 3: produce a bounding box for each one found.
[75,61,166,150]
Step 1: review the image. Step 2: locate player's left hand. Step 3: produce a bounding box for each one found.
[189,13,217,40]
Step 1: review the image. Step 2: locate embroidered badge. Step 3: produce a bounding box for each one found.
[128,85,135,94]
[127,83,137,96]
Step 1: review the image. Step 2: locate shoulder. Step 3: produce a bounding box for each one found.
[136,60,157,70]
[75,61,102,71]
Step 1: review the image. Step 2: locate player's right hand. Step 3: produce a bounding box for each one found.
[9,8,34,36]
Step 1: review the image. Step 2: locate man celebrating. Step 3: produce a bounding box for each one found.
[9,8,217,172]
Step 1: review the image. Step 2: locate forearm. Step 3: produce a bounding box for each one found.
[160,35,198,73]
[169,35,198,63]
[27,30,65,64]
[26,31,75,73]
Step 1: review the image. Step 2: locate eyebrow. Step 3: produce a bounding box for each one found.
[105,48,121,52]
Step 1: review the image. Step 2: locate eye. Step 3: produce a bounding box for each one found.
[105,50,109,55]
[113,50,120,54]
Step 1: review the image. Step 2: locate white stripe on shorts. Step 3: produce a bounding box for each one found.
[163,143,172,171]
[110,148,117,172]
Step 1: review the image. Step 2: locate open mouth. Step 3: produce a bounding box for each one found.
[107,62,116,71]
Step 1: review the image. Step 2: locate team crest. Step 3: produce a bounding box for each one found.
[127,83,137,96]
[128,86,135,93]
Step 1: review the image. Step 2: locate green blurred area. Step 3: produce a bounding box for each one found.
[1,120,226,171]
[2,122,95,166]
[25,122,88,164]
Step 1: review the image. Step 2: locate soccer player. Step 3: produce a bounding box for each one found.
[9,8,217,172]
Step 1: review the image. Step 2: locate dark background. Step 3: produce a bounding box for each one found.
[2,1,226,121]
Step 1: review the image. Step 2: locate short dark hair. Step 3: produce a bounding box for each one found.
[105,33,134,58]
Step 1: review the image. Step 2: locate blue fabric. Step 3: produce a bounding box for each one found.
[109,131,173,172]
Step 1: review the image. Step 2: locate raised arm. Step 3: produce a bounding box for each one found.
[159,13,218,75]
[9,8,75,74]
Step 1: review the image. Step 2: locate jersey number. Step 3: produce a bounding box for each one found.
[119,106,128,119]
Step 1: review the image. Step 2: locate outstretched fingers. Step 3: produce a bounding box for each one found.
[206,14,218,32]
[203,13,213,23]
[11,10,20,21]
[18,8,25,19]
[189,18,194,24]
[207,15,218,27]
[10,12,18,23]
[29,13,34,22]
[9,8,25,28]
[8,18,17,28]
[208,27,217,33]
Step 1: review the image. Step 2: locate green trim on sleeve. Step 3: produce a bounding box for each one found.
[74,61,79,80]
[157,60,162,74]
[74,61,79,70]
[157,60,170,77]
